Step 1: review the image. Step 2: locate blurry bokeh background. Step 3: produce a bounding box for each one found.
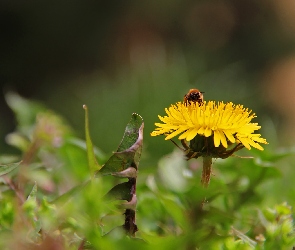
[1,0,295,162]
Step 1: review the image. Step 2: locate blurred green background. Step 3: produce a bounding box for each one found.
[1,0,295,161]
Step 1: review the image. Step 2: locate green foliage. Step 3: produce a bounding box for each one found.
[0,162,21,176]
[83,105,102,176]
[0,94,294,249]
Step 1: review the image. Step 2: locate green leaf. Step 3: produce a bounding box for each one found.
[27,182,37,202]
[99,113,144,176]
[22,183,38,213]
[275,202,292,215]
[49,180,90,207]
[99,152,134,175]
[105,181,133,201]
[0,161,21,176]
[83,105,102,177]
[22,183,42,240]
[117,113,144,152]
[231,226,257,248]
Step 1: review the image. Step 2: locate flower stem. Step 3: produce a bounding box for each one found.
[201,156,212,188]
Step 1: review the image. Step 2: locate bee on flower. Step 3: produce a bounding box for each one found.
[151,89,268,187]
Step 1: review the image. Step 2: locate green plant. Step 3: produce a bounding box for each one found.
[0,93,294,249]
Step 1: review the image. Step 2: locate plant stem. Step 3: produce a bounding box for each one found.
[123,178,138,236]
[201,156,212,188]
[123,209,137,236]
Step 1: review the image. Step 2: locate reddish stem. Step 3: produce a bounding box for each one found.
[201,156,212,188]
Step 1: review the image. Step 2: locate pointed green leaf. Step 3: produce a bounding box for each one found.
[99,151,134,175]
[27,182,37,201]
[0,161,21,176]
[105,181,133,201]
[22,183,38,213]
[99,113,144,176]
[23,183,42,237]
[83,105,102,177]
[117,113,144,152]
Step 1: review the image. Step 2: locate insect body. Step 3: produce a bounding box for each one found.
[184,89,204,106]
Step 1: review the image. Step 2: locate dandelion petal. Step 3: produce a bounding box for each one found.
[214,130,221,147]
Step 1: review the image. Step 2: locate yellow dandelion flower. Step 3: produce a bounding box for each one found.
[151,101,268,151]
